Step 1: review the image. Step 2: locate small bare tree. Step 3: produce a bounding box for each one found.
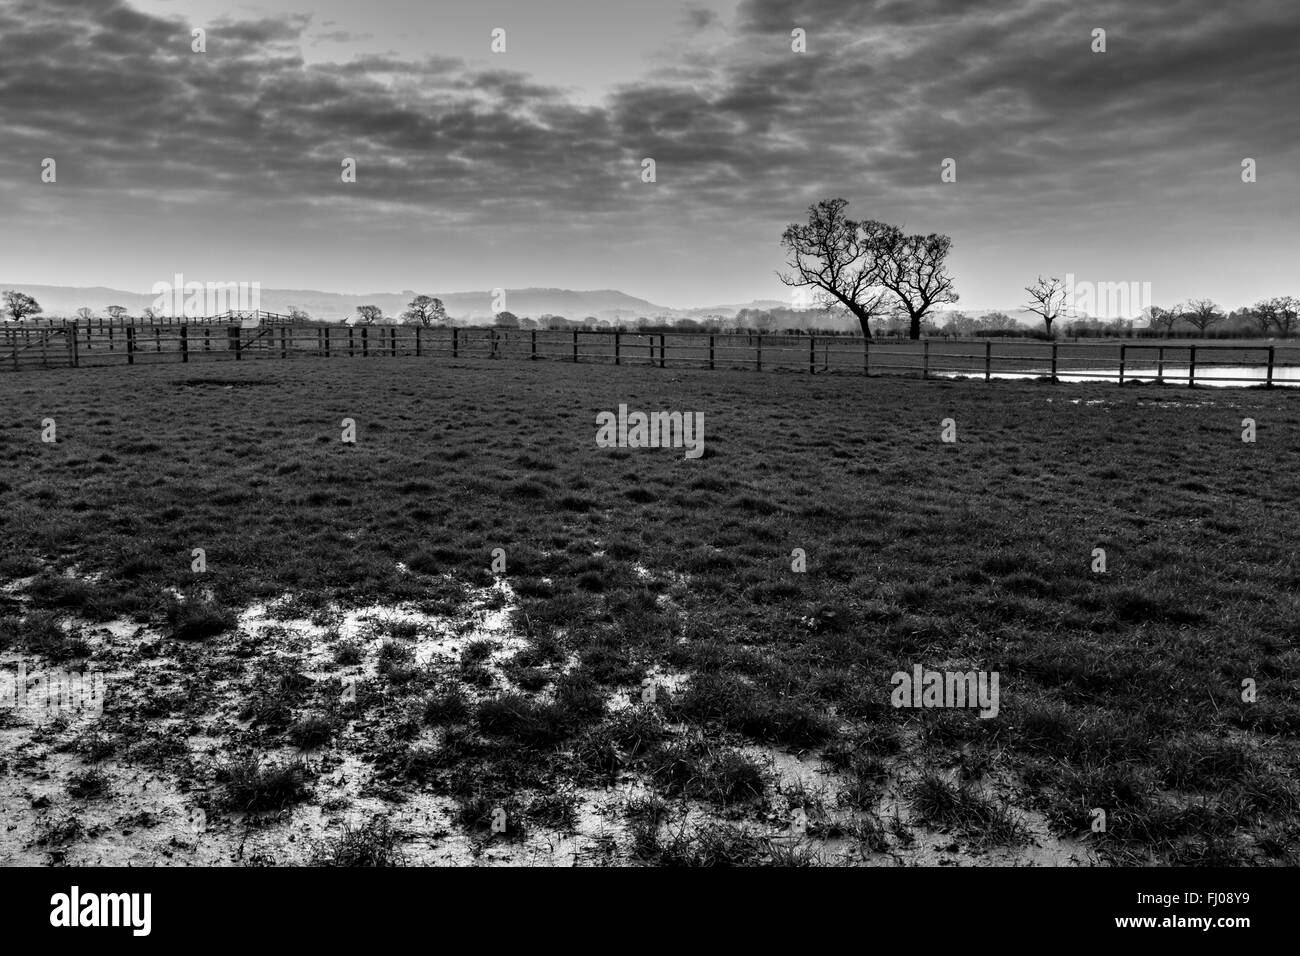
[1145,304,1182,337]
[1183,298,1223,337]
[1023,276,1067,337]
[105,305,129,323]
[355,305,383,325]
[75,307,94,323]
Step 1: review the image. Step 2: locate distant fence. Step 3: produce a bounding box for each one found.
[4,322,1299,387]
[5,310,297,329]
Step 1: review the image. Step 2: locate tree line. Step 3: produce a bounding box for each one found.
[779,198,1298,340]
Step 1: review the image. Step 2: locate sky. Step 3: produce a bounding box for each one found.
[1,0,1297,310]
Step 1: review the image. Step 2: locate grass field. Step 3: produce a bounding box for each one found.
[2,356,1299,865]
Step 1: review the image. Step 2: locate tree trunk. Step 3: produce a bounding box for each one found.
[848,306,874,340]
[909,314,922,340]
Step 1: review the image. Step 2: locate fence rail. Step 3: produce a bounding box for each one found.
[4,323,1299,387]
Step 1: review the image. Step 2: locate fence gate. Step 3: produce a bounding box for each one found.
[2,325,76,371]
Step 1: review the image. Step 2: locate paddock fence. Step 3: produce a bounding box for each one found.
[4,321,1299,387]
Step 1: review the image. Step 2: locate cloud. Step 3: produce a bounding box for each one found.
[0,0,1295,304]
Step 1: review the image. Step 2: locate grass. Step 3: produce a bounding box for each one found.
[216,754,310,813]
[311,816,406,867]
[3,356,1300,864]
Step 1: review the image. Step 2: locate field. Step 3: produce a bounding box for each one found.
[2,356,1299,866]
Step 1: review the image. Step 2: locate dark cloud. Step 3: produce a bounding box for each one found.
[0,0,1295,304]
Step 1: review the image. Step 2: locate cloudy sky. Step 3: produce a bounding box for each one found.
[1,0,1296,309]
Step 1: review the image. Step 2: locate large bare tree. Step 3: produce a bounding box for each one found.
[402,294,447,327]
[1183,298,1223,337]
[1254,296,1299,335]
[3,290,42,322]
[872,226,959,340]
[1023,276,1067,336]
[778,198,891,338]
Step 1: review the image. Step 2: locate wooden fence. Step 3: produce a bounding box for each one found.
[4,323,1299,387]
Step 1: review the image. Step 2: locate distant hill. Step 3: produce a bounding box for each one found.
[0,283,682,323]
[2,283,1058,327]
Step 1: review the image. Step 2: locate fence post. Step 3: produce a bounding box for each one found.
[1050,342,1057,382]
[180,325,189,363]
[68,321,79,367]
[1156,346,1164,384]
[126,325,136,365]
[1118,345,1126,385]
[756,334,762,372]
[416,327,422,357]
[452,327,459,358]
[280,326,288,359]
[922,339,930,379]
[572,330,578,363]
[232,326,241,361]
[324,326,331,358]
[1267,346,1275,387]
[659,333,666,369]
[154,327,162,352]
[809,335,816,374]
[362,326,369,357]
[1188,346,1197,387]
[984,341,992,381]
[348,327,355,357]
[614,330,621,366]
[864,336,870,376]
[709,334,715,370]
[391,327,397,357]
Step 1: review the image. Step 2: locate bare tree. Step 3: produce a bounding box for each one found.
[75,307,94,323]
[105,305,129,323]
[355,305,383,325]
[1183,298,1223,337]
[1023,276,1067,336]
[288,306,312,323]
[978,311,1018,332]
[778,198,891,338]
[1254,296,1299,336]
[4,291,42,322]
[493,310,520,329]
[873,225,959,340]
[1146,304,1182,337]
[402,294,447,327]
